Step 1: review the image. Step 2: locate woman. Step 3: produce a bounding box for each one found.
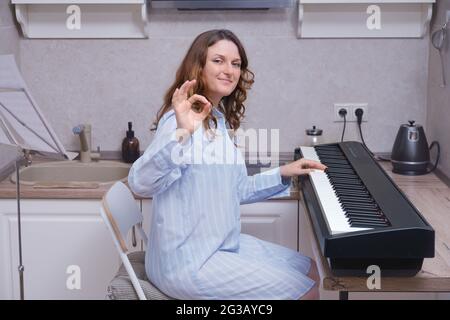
[128,29,326,300]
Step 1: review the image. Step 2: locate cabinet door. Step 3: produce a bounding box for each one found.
[140,199,152,250]
[0,199,120,300]
[140,199,298,252]
[240,200,298,251]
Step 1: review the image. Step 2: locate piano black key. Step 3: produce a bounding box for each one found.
[348,217,388,225]
[317,149,344,153]
[315,145,340,150]
[349,222,389,228]
[348,216,386,224]
[319,159,349,165]
[333,187,369,194]
[326,168,356,175]
[339,199,374,205]
[344,207,381,214]
[339,193,372,200]
[344,208,379,215]
[346,213,383,220]
[349,221,387,229]
[341,203,379,210]
[327,173,361,180]
[319,155,347,161]
[339,198,376,205]
[332,183,364,188]
[344,208,381,215]
[331,180,364,186]
[336,189,368,195]
[326,169,356,175]
[335,191,369,198]
[340,198,376,204]
[330,177,361,182]
[347,215,385,222]
[340,200,375,207]
[332,184,367,191]
[340,200,376,207]
[325,165,354,170]
[350,222,386,228]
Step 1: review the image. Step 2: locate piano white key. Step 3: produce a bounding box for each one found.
[309,171,353,234]
[300,146,372,235]
[298,146,320,162]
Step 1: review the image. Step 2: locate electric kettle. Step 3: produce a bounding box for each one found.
[391,120,440,175]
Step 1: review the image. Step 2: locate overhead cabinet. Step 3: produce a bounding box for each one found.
[11,0,436,39]
[297,0,436,38]
[11,0,149,38]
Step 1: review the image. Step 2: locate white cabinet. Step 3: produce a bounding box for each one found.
[0,197,300,299]
[297,0,435,38]
[0,199,120,300]
[12,0,149,38]
[240,200,298,251]
[142,199,299,251]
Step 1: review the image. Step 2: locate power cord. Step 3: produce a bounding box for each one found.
[355,108,376,157]
[355,108,367,145]
[338,108,347,142]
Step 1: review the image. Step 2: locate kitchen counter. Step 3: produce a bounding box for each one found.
[0,178,300,200]
[1,152,447,201]
[0,153,300,200]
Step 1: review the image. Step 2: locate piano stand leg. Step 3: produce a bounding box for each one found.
[339,291,349,300]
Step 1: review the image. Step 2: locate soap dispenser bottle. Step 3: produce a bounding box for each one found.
[122,122,140,163]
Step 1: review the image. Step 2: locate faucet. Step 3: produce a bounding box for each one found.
[72,124,100,163]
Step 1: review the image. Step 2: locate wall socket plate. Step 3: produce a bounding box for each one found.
[334,103,368,122]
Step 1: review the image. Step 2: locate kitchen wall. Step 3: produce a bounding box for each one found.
[11,7,430,157]
[0,1,19,60]
[427,1,450,177]
[0,1,21,172]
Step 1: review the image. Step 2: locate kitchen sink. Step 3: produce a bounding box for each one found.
[10,160,131,187]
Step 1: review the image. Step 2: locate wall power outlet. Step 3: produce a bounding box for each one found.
[334,103,368,122]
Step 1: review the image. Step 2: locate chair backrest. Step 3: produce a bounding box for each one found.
[101,181,145,253]
[100,181,148,299]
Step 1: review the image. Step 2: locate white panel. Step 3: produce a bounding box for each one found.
[240,200,298,251]
[0,199,120,299]
[12,2,148,38]
[13,1,144,3]
[297,1,434,38]
[300,0,434,3]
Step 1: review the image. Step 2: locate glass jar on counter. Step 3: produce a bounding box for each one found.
[305,125,323,146]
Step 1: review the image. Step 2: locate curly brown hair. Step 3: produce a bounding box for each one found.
[152,29,254,132]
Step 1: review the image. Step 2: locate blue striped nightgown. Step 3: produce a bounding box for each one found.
[127,107,315,300]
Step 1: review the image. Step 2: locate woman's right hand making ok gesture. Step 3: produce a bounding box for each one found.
[172,79,212,136]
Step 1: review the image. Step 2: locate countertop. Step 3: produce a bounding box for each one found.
[0,152,300,200]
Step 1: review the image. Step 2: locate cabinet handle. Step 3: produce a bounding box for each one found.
[132,226,137,247]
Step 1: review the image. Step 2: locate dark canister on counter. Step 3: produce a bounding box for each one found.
[122,121,140,163]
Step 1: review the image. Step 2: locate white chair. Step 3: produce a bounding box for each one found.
[100,181,171,300]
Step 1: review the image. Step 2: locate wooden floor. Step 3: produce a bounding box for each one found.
[305,161,450,300]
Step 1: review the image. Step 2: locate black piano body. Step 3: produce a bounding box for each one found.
[298,141,435,277]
